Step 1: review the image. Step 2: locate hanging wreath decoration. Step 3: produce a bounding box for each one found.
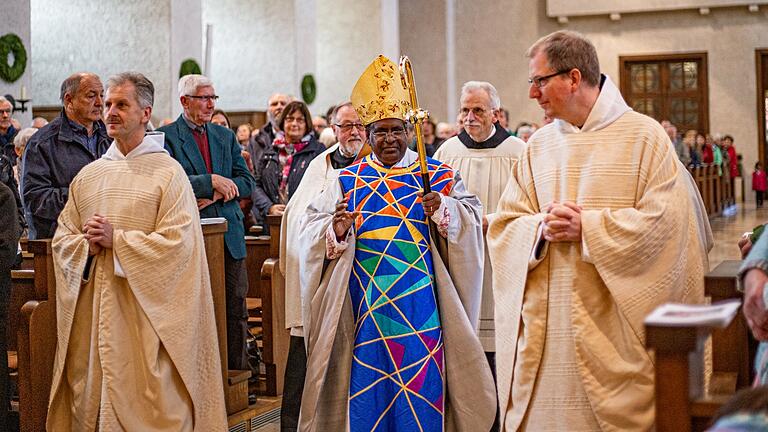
[301,74,316,104]
[0,33,27,83]
[179,59,202,78]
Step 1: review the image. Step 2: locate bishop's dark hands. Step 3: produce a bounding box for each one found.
[333,197,359,239]
[419,191,442,218]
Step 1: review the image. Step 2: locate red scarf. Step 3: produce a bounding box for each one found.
[272,132,311,202]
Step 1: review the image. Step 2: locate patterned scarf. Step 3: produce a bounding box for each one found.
[272,131,311,203]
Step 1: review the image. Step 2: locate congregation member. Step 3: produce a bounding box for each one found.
[12,127,37,183]
[211,108,232,129]
[47,72,226,431]
[312,115,328,136]
[436,121,457,139]
[419,119,444,156]
[236,123,254,149]
[22,72,111,239]
[487,30,712,431]
[723,134,739,178]
[0,97,17,164]
[662,119,690,166]
[740,219,768,384]
[251,92,291,165]
[159,74,255,372]
[251,100,324,219]
[298,55,495,431]
[278,101,370,431]
[0,182,21,432]
[31,116,48,129]
[433,80,525,385]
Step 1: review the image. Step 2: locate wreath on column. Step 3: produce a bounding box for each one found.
[179,59,202,78]
[0,33,27,83]
[301,74,316,104]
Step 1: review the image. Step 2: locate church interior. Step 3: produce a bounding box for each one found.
[3,0,768,431]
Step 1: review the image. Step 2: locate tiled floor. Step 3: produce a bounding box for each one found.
[707,203,768,269]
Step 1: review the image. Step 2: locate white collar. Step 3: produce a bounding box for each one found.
[102,131,168,160]
[555,74,631,134]
[371,148,418,168]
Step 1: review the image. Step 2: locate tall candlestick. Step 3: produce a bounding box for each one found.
[20,85,27,100]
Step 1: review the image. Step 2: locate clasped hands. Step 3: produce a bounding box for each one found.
[198,174,239,210]
[542,201,582,242]
[83,214,114,256]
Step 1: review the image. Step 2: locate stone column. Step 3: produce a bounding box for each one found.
[2,0,32,127]
[170,0,203,119]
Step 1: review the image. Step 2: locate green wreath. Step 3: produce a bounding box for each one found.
[0,33,27,83]
[301,74,316,104]
[179,59,202,78]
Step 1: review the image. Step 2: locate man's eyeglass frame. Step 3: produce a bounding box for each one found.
[528,69,573,88]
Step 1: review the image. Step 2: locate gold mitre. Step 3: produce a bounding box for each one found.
[350,55,411,126]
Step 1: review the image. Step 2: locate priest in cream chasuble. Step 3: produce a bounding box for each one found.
[487,31,712,432]
[47,73,226,431]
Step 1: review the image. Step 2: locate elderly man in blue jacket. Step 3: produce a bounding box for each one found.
[159,74,255,372]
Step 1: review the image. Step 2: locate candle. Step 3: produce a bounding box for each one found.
[20,85,26,100]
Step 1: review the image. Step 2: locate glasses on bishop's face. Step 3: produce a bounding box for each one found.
[334,122,365,132]
[186,95,220,102]
[371,127,406,140]
[528,69,572,88]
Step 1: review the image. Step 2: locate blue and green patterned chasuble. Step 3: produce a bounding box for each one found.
[338,155,455,432]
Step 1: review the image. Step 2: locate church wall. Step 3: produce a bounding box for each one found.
[202,0,296,115]
[1,0,33,127]
[314,0,384,116]
[30,0,173,119]
[398,0,448,123]
[405,0,768,192]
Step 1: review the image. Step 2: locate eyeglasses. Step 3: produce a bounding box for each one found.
[528,69,572,88]
[0,109,11,114]
[334,122,365,132]
[460,107,490,117]
[186,95,220,102]
[284,116,306,124]
[371,127,406,140]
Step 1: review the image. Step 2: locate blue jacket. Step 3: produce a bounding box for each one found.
[21,111,110,239]
[159,115,255,260]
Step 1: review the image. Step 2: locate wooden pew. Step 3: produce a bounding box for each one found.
[688,165,732,217]
[17,240,56,432]
[258,215,290,396]
[706,260,755,388]
[8,270,34,352]
[648,260,754,432]
[16,221,248,431]
[202,221,252,415]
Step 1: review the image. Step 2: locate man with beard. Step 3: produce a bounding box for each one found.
[251,92,292,167]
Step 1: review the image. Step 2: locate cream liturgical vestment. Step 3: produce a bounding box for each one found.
[487,76,712,432]
[434,129,525,351]
[48,132,227,431]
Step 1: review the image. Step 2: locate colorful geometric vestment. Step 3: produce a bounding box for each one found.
[338,155,455,432]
